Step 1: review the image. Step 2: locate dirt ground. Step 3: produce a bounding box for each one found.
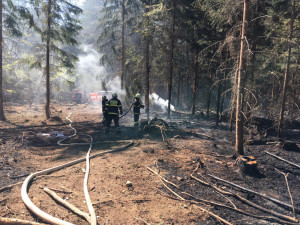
[0,103,300,225]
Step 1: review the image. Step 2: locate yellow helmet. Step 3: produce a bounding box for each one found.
[135,93,141,99]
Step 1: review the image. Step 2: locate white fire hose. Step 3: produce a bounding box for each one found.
[21,113,134,225]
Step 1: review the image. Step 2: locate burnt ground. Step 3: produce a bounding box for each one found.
[0,103,300,225]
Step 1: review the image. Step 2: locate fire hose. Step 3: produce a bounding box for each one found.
[21,113,134,225]
[118,103,134,119]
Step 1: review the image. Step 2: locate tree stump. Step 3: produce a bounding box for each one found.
[236,155,260,176]
[283,142,300,152]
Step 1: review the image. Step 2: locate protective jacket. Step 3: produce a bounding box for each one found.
[133,98,144,115]
[102,99,108,113]
[107,97,123,115]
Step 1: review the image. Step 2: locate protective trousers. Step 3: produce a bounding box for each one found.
[105,114,120,132]
[134,114,140,126]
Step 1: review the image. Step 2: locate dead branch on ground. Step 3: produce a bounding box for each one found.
[146,166,179,188]
[191,172,298,223]
[0,181,23,193]
[274,169,297,219]
[39,186,72,194]
[148,166,233,225]
[181,192,299,225]
[43,188,91,223]
[265,151,300,169]
[206,173,299,213]
[0,217,47,225]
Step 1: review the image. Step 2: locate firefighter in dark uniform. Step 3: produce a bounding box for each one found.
[133,93,144,127]
[105,93,123,133]
[102,95,108,125]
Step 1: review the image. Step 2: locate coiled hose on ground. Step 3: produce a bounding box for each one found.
[21,113,134,225]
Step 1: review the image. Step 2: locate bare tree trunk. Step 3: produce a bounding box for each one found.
[229,68,238,132]
[121,0,125,90]
[278,0,295,138]
[235,0,250,156]
[167,0,176,119]
[45,0,52,119]
[176,73,182,107]
[0,0,4,121]
[144,0,151,121]
[191,53,199,115]
[206,79,212,118]
[216,81,222,126]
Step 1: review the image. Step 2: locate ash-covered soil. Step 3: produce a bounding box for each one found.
[0,103,300,225]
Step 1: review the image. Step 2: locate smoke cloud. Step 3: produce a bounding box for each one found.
[75,45,125,99]
[150,93,175,112]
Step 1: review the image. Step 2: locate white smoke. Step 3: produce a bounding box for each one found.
[75,45,125,99]
[150,93,175,112]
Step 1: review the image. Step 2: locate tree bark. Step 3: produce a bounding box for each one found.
[216,81,222,126]
[176,72,182,108]
[0,0,4,121]
[206,84,211,118]
[144,0,151,121]
[167,0,176,119]
[235,0,250,156]
[45,0,52,119]
[191,53,199,115]
[121,0,125,90]
[278,0,295,138]
[229,67,238,132]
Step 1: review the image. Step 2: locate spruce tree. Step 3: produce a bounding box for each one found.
[28,0,82,118]
[0,0,33,121]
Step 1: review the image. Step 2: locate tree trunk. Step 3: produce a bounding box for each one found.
[121,0,125,90]
[167,0,176,119]
[191,53,199,115]
[216,81,222,126]
[278,0,295,138]
[45,0,52,119]
[206,79,212,118]
[235,0,250,156]
[0,0,4,121]
[176,73,182,108]
[229,67,238,132]
[144,0,151,121]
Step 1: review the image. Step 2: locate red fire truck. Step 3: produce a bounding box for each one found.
[88,91,112,105]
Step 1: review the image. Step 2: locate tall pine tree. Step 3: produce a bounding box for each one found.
[29,0,82,118]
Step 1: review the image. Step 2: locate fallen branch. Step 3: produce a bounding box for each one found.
[43,188,91,223]
[151,165,232,225]
[0,217,47,225]
[182,192,298,225]
[146,166,179,188]
[206,173,299,213]
[274,169,297,219]
[40,187,72,194]
[192,164,237,209]
[0,181,23,193]
[265,151,300,169]
[191,174,298,223]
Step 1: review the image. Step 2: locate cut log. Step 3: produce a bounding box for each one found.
[236,155,261,176]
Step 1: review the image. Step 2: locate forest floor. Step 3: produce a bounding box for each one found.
[0,103,300,225]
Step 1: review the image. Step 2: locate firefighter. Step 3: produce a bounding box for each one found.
[105,93,123,133]
[102,95,108,125]
[133,93,144,127]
